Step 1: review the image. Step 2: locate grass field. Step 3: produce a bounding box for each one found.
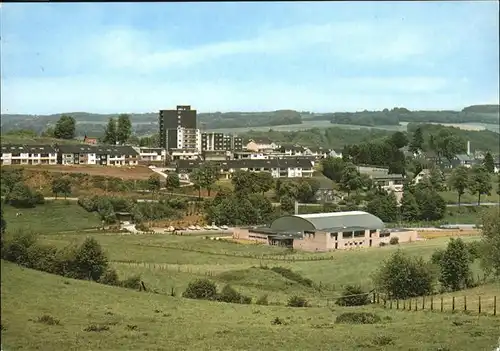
[2,261,500,351]
[3,201,102,234]
[2,202,500,350]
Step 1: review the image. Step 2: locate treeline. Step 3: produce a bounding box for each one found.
[199,110,302,129]
[308,106,499,127]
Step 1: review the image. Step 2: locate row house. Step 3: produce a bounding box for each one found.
[0,144,58,165]
[245,138,279,152]
[173,158,314,180]
[133,147,167,164]
[57,145,139,166]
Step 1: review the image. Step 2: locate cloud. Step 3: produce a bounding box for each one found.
[86,20,437,72]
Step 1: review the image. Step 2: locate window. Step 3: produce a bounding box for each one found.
[353,230,365,237]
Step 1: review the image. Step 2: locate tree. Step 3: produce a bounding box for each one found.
[480,207,500,277]
[339,163,363,197]
[51,177,72,199]
[431,129,466,164]
[277,181,299,200]
[231,170,259,195]
[497,174,500,196]
[389,131,409,149]
[296,180,315,203]
[409,127,424,154]
[72,237,109,281]
[147,174,162,198]
[365,192,398,222]
[1,207,6,247]
[436,238,473,291]
[103,118,117,145]
[165,172,180,191]
[6,183,37,208]
[428,167,445,191]
[483,152,495,173]
[254,172,274,195]
[321,157,346,183]
[413,187,446,221]
[373,250,435,299]
[2,168,24,193]
[448,166,469,207]
[53,115,76,139]
[467,165,492,205]
[400,191,419,222]
[116,114,132,145]
[280,195,295,214]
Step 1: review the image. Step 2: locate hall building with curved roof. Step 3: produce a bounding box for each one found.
[232,211,417,252]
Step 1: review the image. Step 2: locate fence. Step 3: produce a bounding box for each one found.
[374,292,498,316]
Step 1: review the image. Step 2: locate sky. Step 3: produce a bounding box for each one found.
[1,1,499,114]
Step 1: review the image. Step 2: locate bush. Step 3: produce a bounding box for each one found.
[438,238,474,291]
[99,269,120,286]
[335,285,371,306]
[256,294,269,306]
[335,312,381,324]
[389,237,399,245]
[270,267,313,287]
[182,279,218,300]
[287,295,308,307]
[1,232,38,265]
[373,250,435,299]
[37,315,60,326]
[120,275,141,290]
[217,285,251,304]
[78,196,98,212]
[71,237,109,281]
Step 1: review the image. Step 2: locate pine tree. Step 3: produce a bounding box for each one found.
[103,118,117,145]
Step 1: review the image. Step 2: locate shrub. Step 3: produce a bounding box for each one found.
[6,183,38,208]
[78,196,98,212]
[335,285,371,306]
[373,335,394,346]
[37,315,60,326]
[287,295,308,307]
[373,250,435,299]
[120,275,141,290]
[389,237,399,245]
[83,324,109,332]
[182,279,218,300]
[1,232,38,265]
[26,244,58,272]
[271,317,285,325]
[71,237,109,281]
[270,267,313,287]
[438,238,474,291]
[217,285,251,304]
[256,294,269,306]
[431,249,445,265]
[135,223,149,232]
[99,269,120,286]
[335,312,381,324]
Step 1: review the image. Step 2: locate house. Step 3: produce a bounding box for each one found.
[57,145,139,166]
[174,158,314,179]
[170,149,201,161]
[494,156,500,173]
[232,150,269,160]
[233,211,418,252]
[413,169,431,185]
[278,144,306,156]
[245,138,279,152]
[134,147,167,164]
[0,144,58,166]
[83,135,98,145]
[357,166,405,193]
[202,150,231,161]
[305,147,338,159]
[452,154,477,168]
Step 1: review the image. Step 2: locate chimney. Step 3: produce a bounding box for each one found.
[467,141,471,155]
[294,200,299,215]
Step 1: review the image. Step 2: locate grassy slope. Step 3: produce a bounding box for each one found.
[2,261,500,351]
[3,201,102,234]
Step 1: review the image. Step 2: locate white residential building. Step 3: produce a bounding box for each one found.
[1,144,58,165]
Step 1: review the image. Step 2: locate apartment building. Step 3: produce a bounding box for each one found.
[57,145,139,166]
[134,147,167,163]
[0,144,58,165]
[201,132,243,151]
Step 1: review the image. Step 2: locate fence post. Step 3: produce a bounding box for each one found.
[494,296,497,316]
[441,297,444,312]
[422,296,425,310]
[464,296,467,312]
[452,296,455,312]
[414,299,417,311]
[430,296,434,311]
[409,299,412,311]
[384,296,387,308]
[373,292,376,303]
[478,296,481,314]
[403,300,406,310]
[390,299,393,309]
[377,293,380,304]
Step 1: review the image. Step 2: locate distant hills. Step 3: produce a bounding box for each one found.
[1,105,498,137]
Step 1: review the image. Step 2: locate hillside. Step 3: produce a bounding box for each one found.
[1,105,498,137]
[2,261,500,351]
